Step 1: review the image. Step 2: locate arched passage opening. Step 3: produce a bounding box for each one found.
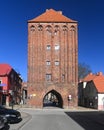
[43,90,63,108]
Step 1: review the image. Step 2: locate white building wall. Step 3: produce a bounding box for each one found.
[83,82,87,88]
[98,94,104,110]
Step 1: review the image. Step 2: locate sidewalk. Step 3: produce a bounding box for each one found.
[15,105,98,112]
[18,104,99,111]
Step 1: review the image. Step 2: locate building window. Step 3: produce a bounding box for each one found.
[0,80,2,84]
[55,61,59,66]
[46,74,51,81]
[46,61,51,66]
[46,45,51,50]
[62,74,65,82]
[55,45,60,50]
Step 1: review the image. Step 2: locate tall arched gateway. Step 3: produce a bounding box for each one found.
[27,9,78,108]
[43,89,63,108]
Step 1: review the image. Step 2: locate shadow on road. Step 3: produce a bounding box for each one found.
[65,111,104,130]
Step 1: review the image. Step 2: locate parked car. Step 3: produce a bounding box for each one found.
[0,105,22,124]
[0,115,8,130]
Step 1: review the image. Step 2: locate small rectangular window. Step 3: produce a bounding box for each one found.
[46,74,51,81]
[47,45,51,50]
[55,45,60,50]
[62,74,65,82]
[46,61,51,65]
[55,61,59,66]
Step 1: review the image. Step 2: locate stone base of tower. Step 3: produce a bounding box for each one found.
[27,83,78,109]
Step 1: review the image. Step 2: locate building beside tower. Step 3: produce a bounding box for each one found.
[27,9,78,108]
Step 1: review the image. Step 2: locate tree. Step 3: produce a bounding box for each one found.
[78,62,92,80]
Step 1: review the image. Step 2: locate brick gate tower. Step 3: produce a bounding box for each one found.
[27,9,78,108]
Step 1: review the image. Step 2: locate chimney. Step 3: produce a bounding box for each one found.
[58,11,62,15]
[97,72,103,76]
[46,9,49,12]
[89,72,93,75]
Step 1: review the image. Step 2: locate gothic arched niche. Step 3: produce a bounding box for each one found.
[46,25,52,33]
[45,25,52,37]
[70,25,76,38]
[38,25,43,31]
[30,25,35,32]
[62,25,68,31]
[43,89,63,108]
[70,25,76,31]
[54,25,59,30]
[54,25,60,35]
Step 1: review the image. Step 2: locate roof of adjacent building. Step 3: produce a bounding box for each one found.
[28,9,77,23]
[82,72,104,93]
[93,76,104,93]
[82,73,97,82]
[0,64,12,76]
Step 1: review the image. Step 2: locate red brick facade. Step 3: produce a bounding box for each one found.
[27,9,78,108]
[0,64,22,106]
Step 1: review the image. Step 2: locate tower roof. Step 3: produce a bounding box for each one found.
[28,9,77,23]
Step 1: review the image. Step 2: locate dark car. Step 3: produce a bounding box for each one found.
[0,115,8,130]
[0,105,22,124]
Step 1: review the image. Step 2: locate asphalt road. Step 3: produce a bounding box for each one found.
[9,108,104,130]
[19,109,83,130]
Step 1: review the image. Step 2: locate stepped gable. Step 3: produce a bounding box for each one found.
[28,9,77,23]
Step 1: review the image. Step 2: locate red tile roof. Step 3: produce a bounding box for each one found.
[93,76,104,93]
[0,64,12,76]
[28,9,77,23]
[83,73,97,82]
[83,72,104,93]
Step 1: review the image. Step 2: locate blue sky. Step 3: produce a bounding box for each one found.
[0,0,104,81]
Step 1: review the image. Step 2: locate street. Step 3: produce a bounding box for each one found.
[19,108,83,130]
[9,108,104,130]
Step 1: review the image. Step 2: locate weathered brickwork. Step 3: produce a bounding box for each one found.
[27,9,78,108]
